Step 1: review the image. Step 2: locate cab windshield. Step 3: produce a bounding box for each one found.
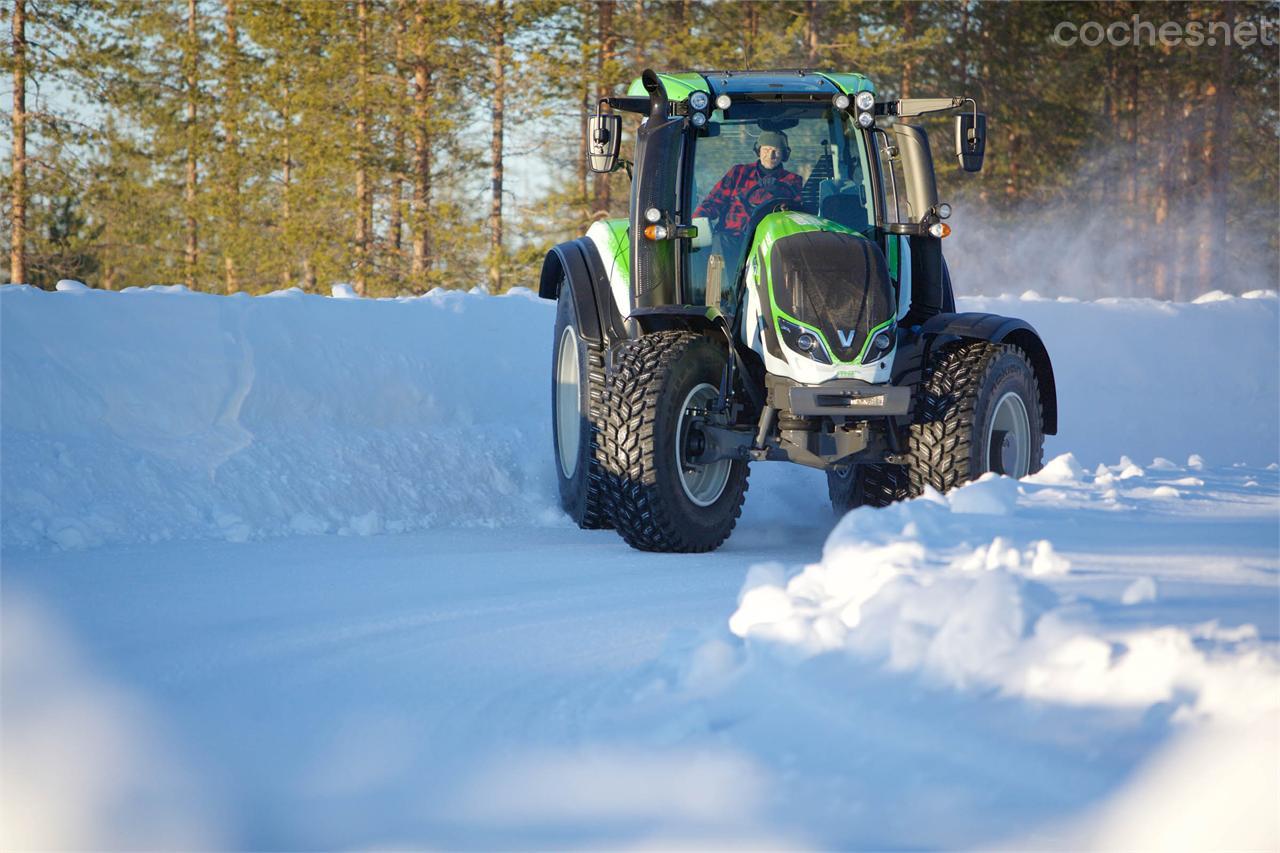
[689,103,875,309]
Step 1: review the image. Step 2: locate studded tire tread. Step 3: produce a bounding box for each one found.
[599,331,749,553]
[906,340,1043,495]
[552,291,612,529]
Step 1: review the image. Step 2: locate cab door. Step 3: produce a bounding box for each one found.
[628,107,686,312]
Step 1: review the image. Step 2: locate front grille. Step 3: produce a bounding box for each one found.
[768,231,894,362]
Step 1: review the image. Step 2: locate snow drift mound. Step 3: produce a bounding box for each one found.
[1,285,1276,550]
[640,456,1277,846]
[729,458,1280,725]
[1,286,561,549]
[963,290,1278,468]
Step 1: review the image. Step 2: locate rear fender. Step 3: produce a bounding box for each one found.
[920,312,1058,435]
[538,239,626,346]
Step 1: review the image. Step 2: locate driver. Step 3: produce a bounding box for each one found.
[694,130,803,245]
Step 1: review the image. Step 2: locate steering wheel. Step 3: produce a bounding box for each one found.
[745,183,799,215]
[750,196,796,219]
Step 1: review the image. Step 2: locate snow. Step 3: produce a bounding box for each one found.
[728,464,1277,723]
[2,283,1277,848]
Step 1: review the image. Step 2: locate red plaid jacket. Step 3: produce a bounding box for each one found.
[694,162,804,236]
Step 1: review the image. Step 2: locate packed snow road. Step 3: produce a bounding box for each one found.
[2,284,1278,849]
[5,521,832,848]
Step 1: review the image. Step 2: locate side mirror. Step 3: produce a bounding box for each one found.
[589,112,621,174]
[955,112,986,172]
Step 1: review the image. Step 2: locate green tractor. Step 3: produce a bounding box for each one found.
[541,69,1057,552]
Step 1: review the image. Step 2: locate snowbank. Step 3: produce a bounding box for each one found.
[654,456,1279,847]
[961,290,1279,468]
[729,459,1279,726]
[1,285,1276,550]
[2,285,561,550]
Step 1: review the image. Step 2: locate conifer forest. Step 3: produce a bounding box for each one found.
[5,1,1278,299]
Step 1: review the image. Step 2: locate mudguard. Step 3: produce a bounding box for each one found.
[627,305,723,336]
[919,312,1058,434]
[538,238,626,346]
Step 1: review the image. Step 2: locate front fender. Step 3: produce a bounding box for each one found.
[538,239,626,346]
[921,312,1058,435]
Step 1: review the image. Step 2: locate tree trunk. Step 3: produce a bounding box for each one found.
[9,0,26,285]
[744,2,758,63]
[1103,47,1116,214]
[1152,87,1171,299]
[1126,56,1140,296]
[410,2,433,286]
[1203,2,1235,294]
[488,0,506,292]
[593,0,615,217]
[1174,85,1198,301]
[222,0,240,294]
[185,0,199,289]
[280,83,293,289]
[1005,132,1020,201]
[354,0,371,296]
[666,0,687,66]
[578,83,589,224]
[389,2,406,266]
[805,0,821,68]
[901,1,915,98]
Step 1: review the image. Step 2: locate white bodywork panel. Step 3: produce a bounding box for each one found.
[585,220,632,320]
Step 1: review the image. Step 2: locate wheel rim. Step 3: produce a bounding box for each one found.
[986,391,1031,477]
[555,325,581,479]
[676,383,732,507]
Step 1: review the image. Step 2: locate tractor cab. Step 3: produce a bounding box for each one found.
[589,69,985,330]
[686,98,876,312]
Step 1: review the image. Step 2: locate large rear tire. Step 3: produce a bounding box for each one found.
[906,341,1044,494]
[551,289,611,528]
[827,463,911,515]
[599,331,749,553]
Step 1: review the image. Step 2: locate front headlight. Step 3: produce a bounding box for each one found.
[778,318,832,365]
[862,328,895,364]
[689,91,709,111]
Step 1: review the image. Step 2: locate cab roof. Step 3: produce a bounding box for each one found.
[625,70,875,101]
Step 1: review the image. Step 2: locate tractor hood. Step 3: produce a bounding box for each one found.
[746,211,896,384]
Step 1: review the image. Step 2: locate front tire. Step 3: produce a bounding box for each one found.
[906,341,1044,494]
[599,332,749,552]
[827,463,911,515]
[551,290,610,528]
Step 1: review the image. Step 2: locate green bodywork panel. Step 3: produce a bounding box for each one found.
[817,72,876,96]
[626,72,710,100]
[750,211,894,366]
